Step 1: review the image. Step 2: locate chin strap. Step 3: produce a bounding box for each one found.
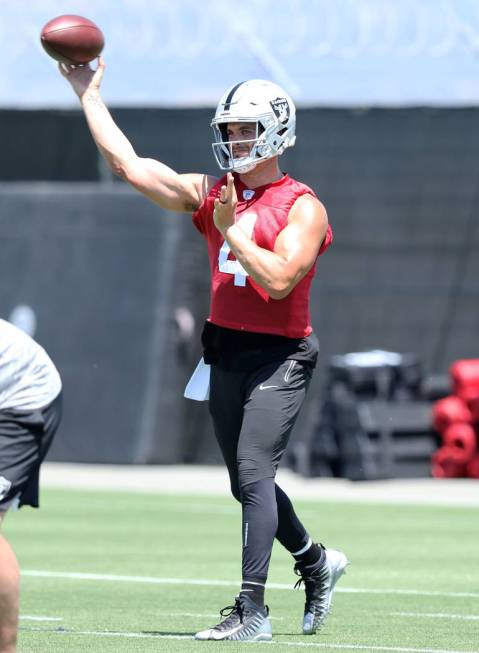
[231,162,258,174]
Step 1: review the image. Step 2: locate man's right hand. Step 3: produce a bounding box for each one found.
[58,55,105,100]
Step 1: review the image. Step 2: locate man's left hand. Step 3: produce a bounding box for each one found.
[213,172,237,235]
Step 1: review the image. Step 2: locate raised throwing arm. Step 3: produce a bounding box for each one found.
[59,57,217,213]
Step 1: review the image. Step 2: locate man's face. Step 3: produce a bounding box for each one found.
[226,122,257,159]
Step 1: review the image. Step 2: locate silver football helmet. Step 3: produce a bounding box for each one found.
[211,79,296,173]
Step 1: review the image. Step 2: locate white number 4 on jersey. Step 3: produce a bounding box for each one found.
[218,241,248,286]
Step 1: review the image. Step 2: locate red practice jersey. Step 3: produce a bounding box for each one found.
[192,173,332,338]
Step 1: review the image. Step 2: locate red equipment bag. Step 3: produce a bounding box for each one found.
[431,446,467,478]
[442,423,477,461]
[450,359,479,401]
[467,396,479,423]
[466,454,479,479]
[432,396,472,434]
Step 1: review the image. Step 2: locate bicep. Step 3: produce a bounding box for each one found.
[274,196,329,282]
[123,157,216,213]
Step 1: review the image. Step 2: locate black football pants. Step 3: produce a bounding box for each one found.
[209,359,313,585]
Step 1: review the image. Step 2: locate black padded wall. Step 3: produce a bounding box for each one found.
[0,183,212,463]
[0,107,478,463]
[293,109,479,374]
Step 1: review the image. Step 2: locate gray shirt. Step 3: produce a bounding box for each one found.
[0,319,62,411]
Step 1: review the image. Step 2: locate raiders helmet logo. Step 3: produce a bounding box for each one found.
[270,97,290,124]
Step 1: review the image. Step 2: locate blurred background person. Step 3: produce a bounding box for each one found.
[0,318,62,653]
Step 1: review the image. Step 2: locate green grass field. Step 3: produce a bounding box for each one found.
[4,487,479,652]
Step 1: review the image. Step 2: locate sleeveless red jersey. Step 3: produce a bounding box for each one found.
[192,173,332,338]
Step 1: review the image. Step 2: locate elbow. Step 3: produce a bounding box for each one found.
[110,155,138,181]
[268,281,293,301]
[112,161,129,180]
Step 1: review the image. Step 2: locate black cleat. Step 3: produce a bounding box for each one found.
[195,594,272,641]
[294,545,349,634]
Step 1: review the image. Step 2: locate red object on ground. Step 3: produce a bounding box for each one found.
[432,396,472,434]
[466,454,479,479]
[450,359,479,401]
[431,359,479,478]
[431,446,468,478]
[466,396,479,423]
[442,423,477,461]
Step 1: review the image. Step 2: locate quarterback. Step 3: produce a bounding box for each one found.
[60,59,348,642]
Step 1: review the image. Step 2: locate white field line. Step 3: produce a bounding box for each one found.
[20,616,63,621]
[167,611,283,621]
[392,612,479,621]
[20,626,479,653]
[168,612,224,618]
[21,569,479,599]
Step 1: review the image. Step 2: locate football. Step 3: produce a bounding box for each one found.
[40,15,104,65]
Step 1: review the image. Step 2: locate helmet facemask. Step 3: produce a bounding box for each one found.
[211,118,273,173]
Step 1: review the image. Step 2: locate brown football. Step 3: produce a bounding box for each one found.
[40,15,104,65]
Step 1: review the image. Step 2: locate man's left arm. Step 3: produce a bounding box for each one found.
[214,173,329,300]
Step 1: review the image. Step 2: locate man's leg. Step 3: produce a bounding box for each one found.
[275,482,321,561]
[0,394,62,652]
[237,359,312,606]
[240,360,348,634]
[0,513,19,653]
[208,361,311,562]
[196,365,273,641]
[239,478,277,606]
[208,365,245,500]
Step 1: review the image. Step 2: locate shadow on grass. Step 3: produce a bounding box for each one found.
[142,631,194,637]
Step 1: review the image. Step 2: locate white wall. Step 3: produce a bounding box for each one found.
[1,0,479,107]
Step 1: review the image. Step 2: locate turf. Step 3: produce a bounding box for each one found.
[4,487,479,652]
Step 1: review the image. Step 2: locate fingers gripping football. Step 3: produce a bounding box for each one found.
[58,56,105,99]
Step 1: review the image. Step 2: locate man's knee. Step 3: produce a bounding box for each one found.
[237,459,273,493]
